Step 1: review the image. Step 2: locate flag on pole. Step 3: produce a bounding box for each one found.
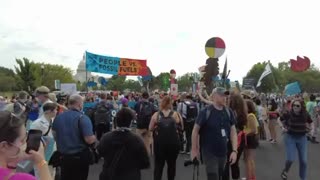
[256,63,272,87]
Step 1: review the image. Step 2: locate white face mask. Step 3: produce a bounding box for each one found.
[1,140,27,168]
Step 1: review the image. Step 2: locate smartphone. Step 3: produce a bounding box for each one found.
[25,129,43,153]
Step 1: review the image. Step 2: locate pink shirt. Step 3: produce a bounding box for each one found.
[0,167,36,180]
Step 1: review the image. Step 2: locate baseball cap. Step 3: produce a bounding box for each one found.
[35,86,50,95]
[212,87,230,96]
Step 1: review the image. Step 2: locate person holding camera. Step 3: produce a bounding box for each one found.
[192,87,238,180]
[0,111,52,180]
[97,107,150,180]
[30,102,58,178]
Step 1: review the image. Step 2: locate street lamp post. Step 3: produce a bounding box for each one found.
[41,65,44,85]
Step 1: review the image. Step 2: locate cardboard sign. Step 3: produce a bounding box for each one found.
[170,84,178,96]
[61,83,77,95]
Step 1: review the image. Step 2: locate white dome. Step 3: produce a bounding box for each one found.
[74,59,92,82]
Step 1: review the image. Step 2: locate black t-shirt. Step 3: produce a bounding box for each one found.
[97,129,150,180]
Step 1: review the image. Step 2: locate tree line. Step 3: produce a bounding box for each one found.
[244,61,320,93]
[6,58,318,94]
[0,58,197,93]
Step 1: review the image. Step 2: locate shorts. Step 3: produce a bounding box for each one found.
[246,135,259,149]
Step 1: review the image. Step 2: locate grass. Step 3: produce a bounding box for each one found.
[0,91,15,98]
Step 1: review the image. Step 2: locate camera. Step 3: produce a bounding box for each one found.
[184,158,199,167]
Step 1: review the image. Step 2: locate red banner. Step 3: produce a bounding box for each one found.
[118,58,148,76]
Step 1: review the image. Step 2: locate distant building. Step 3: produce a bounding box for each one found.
[74,59,93,82]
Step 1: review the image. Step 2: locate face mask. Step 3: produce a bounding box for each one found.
[4,141,26,168]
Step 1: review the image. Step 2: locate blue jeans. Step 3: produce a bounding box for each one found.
[284,133,308,180]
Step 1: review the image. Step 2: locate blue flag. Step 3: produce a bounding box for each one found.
[85,51,120,75]
[285,82,301,96]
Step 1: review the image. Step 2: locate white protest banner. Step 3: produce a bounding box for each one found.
[61,83,77,95]
[170,84,178,96]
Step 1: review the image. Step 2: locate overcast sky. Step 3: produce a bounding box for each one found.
[1,0,319,81]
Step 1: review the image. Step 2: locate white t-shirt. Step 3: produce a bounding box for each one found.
[30,115,56,178]
[38,100,53,117]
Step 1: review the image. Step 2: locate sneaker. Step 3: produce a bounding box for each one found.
[281,170,287,180]
[311,137,319,144]
[268,139,273,142]
[270,140,277,144]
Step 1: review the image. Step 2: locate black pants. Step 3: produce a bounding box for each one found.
[154,144,179,180]
[222,138,245,180]
[96,123,110,140]
[61,151,90,180]
[184,120,195,152]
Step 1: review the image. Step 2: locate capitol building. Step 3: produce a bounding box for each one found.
[73,59,94,82]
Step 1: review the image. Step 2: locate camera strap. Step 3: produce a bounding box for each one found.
[193,164,199,180]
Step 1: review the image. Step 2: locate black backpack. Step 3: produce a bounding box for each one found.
[94,103,112,126]
[184,101,198,121]
[137,102,154,129]
[154,111,180,146]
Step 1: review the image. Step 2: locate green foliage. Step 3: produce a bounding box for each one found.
[106,75,127,91]
[7,58,75,92]
[155,72,170,91]
[15,58,36,92]
[244,61,320,93]
[123,79,141,92]
[0,66,16,91]
[177,73,195,92]
[32,63,75,90]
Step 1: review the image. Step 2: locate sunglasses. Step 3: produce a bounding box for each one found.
[293,104,301,108]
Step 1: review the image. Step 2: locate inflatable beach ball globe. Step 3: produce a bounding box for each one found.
[205,37,226,58]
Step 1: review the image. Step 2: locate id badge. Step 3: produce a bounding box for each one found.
[221,129,226,137]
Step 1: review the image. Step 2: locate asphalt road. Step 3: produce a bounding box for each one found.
[88,133,320,180]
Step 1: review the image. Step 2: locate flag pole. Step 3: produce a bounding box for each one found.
[268,60,280,92]
[84,51,88,93]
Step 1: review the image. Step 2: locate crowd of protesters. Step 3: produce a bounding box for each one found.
[0,86,319,180]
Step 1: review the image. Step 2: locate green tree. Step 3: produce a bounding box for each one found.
[245,61,320,93]
[15,58,36,92]
[123,79,141,92]
[32,63,75,90]
[155,72,170,91]
[244,61,279,92]
[106,75,127,91]
[177,73,194,92]
[0,66,16,91]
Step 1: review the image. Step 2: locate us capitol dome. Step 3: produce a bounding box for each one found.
[73,59,93,82]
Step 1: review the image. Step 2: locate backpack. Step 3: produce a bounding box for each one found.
[85,107,95,127]
[94,103,112,126]
[154,111,180,146]
[137,102,154,129]
[184,101,198,121]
